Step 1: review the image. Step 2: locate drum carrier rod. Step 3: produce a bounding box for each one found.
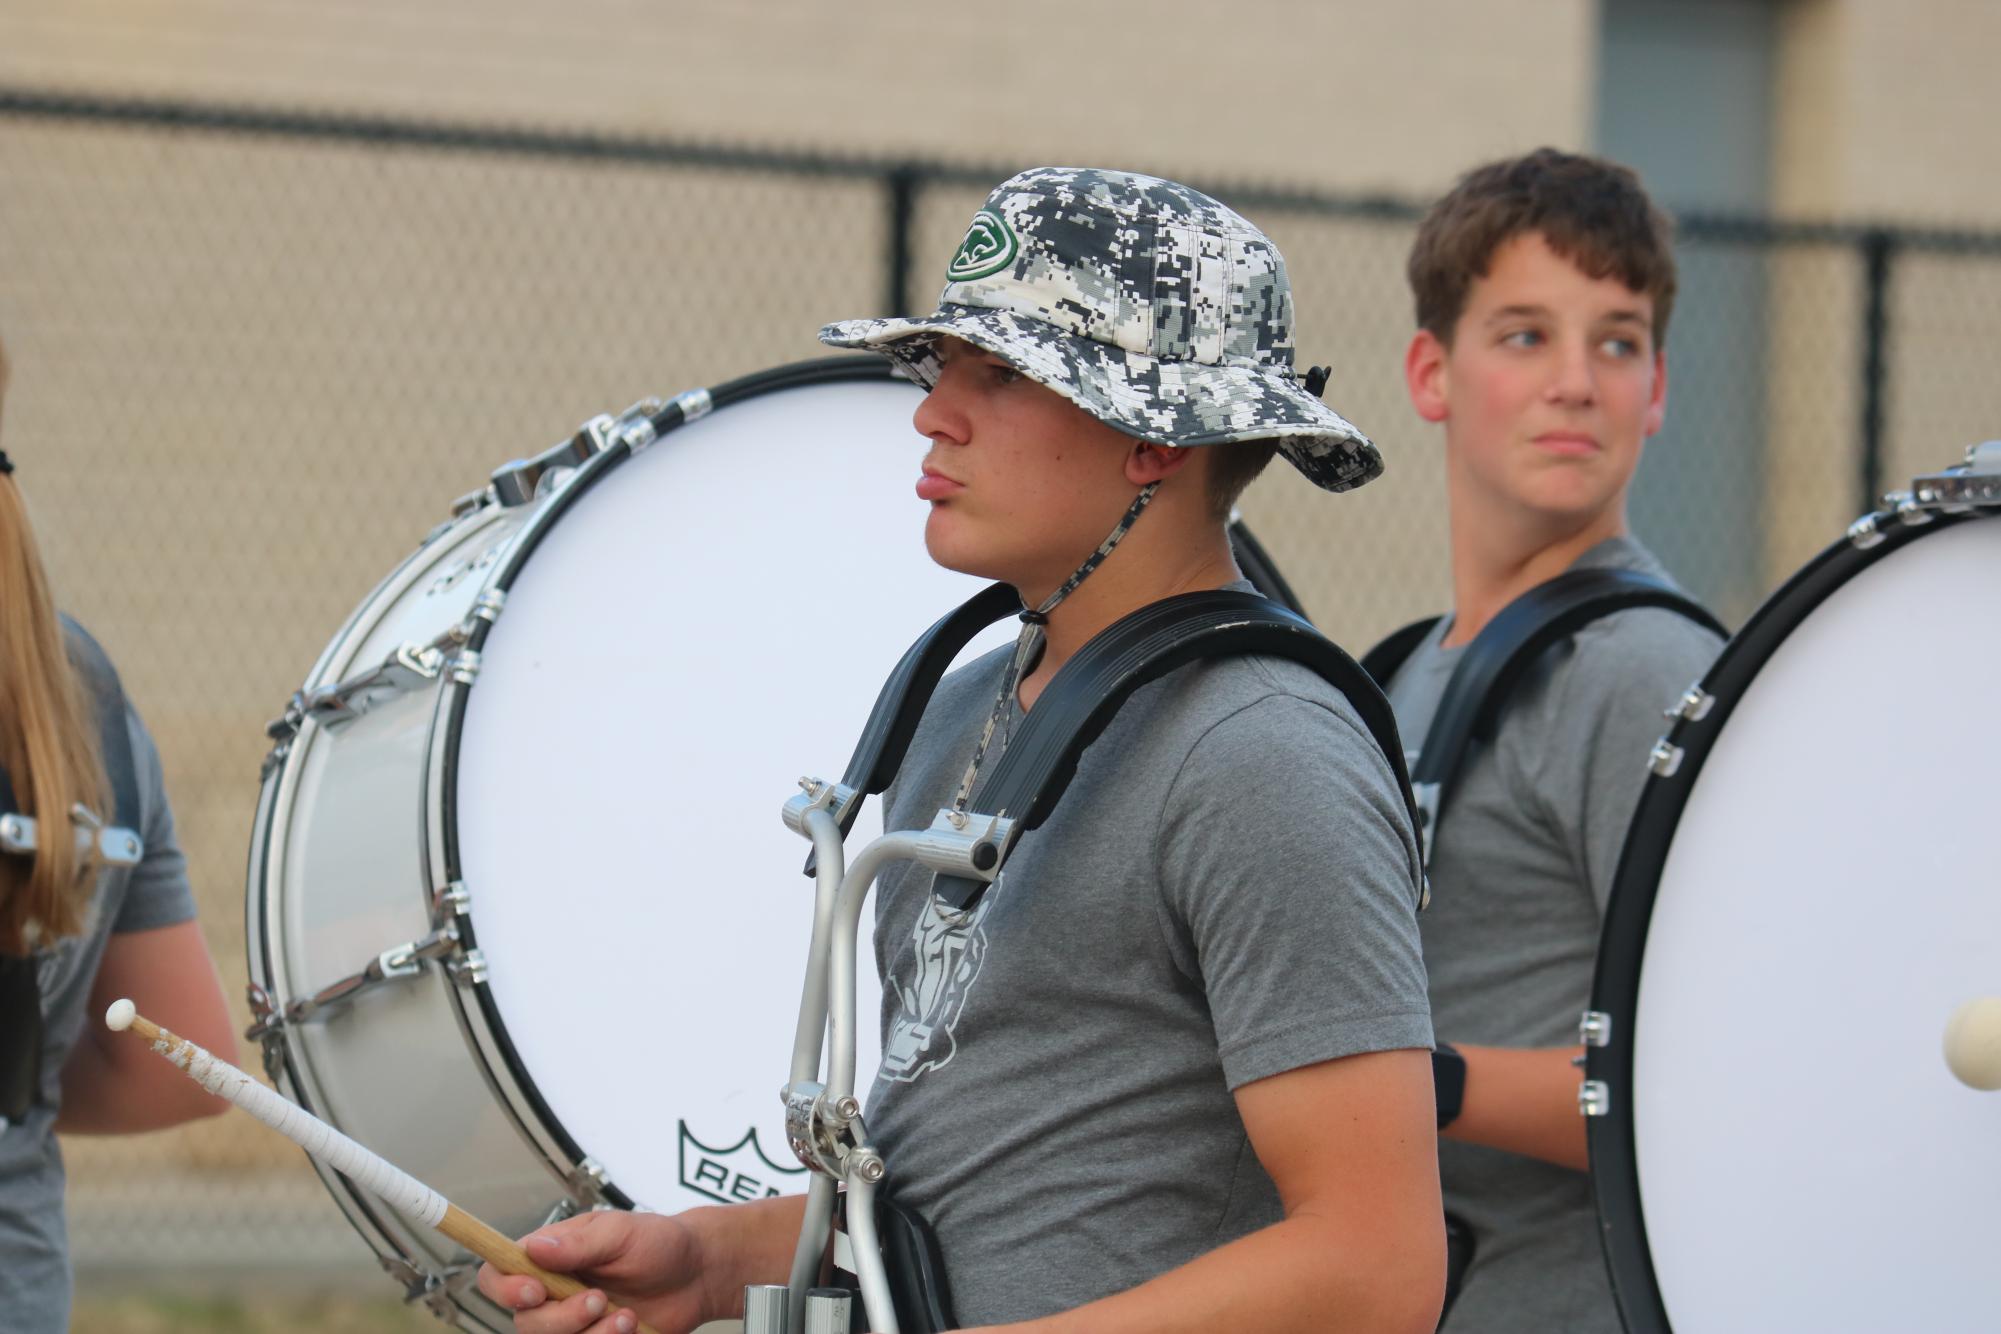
[775,780,1012,1334]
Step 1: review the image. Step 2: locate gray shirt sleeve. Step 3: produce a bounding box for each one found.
[1155,681,1432,1090]
[1517,608,1726,911]
[108,704,196,934]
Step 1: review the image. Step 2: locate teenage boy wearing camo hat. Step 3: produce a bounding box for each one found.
[481,167,1443,1334]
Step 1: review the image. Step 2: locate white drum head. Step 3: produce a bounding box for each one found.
[1614,515,2001,1331]
[455,370,1010,1213]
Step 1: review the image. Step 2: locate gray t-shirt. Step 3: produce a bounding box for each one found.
[1384,537,1723,1334]
[0,695,196,1334]
[870,594,1433,1327]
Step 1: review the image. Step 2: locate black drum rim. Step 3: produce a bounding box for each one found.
[1583,506,1990,1332]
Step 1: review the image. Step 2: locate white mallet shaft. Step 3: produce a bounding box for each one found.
[105,999,661,1334]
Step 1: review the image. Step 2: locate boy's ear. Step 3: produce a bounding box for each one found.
[1644,347,1669,438]
[1405,329,1451,424]
[1125,441,1197,486]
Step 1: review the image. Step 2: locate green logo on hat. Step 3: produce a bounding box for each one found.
[946,209,1018,282]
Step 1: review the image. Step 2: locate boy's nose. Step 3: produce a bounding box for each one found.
[1545,341,1597,405]
[913,359,972,446]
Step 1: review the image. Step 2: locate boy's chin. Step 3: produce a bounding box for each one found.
[922,524,1006,584]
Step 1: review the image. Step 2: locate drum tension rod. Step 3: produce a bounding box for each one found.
[266,591,508,747]
[379,1252,480,1323]
[244,926,468,1045]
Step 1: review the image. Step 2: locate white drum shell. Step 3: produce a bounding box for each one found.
[249,501,556,1295]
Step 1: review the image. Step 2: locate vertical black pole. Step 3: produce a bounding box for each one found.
[1859,229,1895,513]
[884,167,918,318]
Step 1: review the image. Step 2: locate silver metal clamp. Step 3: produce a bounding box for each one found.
[0,808,143,868]
[1909,439,2001,510]
[781,1080,881,1184]
[782,777,861,838]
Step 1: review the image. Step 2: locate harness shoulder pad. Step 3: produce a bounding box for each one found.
[932,591,1417,912]
[1408,568,1725,858]
[1361,615,1444,687]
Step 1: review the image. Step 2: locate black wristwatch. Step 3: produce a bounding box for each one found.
[1432,1042,1467,1129]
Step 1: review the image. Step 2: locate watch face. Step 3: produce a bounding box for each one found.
[0,951,43,1121]
[1432,1045,1466,1128]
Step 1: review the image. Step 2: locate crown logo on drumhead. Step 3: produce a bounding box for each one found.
[677,1121,808,1205]
[946,209,1019,282]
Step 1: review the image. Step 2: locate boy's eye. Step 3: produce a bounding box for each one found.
[1500,328,1544,349]
[986,362,1022,385]
[1599,335,1642,358]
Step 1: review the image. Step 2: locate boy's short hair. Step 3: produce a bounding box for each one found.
[1204,439,1280,521]
[1407,148,1677,346]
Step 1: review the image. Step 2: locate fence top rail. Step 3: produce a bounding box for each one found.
[5,84,2001,256]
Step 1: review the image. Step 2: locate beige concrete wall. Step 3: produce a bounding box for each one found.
[0,0,1595,192]
[1766,0,2001,575]
[1775,0,2001,225]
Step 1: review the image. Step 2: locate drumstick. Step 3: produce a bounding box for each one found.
[104,999,663,1334]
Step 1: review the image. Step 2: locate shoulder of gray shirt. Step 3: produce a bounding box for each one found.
[1497,539,1727,870]
[114,699,195,934]
[1536,535,1727,697]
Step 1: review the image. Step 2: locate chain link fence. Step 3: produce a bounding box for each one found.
[1,88,1996,1302]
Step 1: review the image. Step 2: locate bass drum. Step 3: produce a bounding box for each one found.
[244,356,1305,1331]
[1586,473,2001,1333]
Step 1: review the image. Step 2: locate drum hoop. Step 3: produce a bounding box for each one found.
[1583,506,1996,1332]
[431,356,907,1208]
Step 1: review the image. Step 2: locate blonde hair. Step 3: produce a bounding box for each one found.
[0,337,112,955]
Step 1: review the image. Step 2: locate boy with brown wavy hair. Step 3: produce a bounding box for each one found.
[1389,148,1722,1332]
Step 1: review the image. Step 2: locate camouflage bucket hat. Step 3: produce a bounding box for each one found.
[820,166,1381,492]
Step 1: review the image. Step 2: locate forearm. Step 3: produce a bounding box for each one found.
[969,1207,1442,1334]
[1441,1044,1587,1172]
[56,1028,228,1134]
[688,1193,811,1318]
[57,919,238,1135]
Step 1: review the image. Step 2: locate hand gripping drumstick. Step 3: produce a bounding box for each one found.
[104,999,663,1334]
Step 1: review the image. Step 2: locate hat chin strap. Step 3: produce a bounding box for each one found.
[946,480,1160,819]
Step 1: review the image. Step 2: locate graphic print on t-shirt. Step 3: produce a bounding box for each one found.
[879,876,1001,1083]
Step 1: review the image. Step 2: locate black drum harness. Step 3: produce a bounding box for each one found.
[765,518,1417,1333]
[1360,568,1726,868]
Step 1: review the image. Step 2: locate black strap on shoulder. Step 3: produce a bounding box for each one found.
[811,534,1307,878]
[0,619,138,833]
[931,590,1417,913]
[1408,568,1724,857]
[1360,616,1443,688]
[803,583,1020,874]
[61,618,141,833]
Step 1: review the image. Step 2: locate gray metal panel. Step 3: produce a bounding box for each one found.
[1596,0,1780,621]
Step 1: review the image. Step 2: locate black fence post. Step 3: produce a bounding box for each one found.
[1859,228,1896,512]
[884,166,919,318]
